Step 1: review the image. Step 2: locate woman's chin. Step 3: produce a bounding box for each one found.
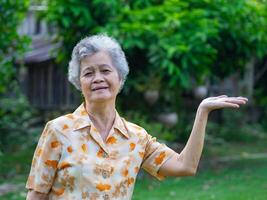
[89,94,113,103]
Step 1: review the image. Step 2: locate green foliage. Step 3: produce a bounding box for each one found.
[45,0,126,66]
[207,109,266,142]
[0,149,34,179]
[45,0,267,108]
[102,0,267,90]
[254,63,267,129]
[0,0,30,94]
[0,0,36,154]
[44,0,267,142]
[0,91,40,153]
[124,111,176,142]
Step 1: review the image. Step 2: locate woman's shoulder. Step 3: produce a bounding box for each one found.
[122,118,148,136]
[44,112,78,134]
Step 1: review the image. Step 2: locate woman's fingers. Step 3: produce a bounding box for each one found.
[220,97,248,104]
[224,99,247,104]
[212,96,248,101]
[237,97,249,102]
[212,95,228,99]
[200,96,248,112]
[219,102,240,108]
[217,95,228,98]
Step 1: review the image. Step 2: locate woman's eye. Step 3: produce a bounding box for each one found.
[85,72,93,76]
[102,69,110,73]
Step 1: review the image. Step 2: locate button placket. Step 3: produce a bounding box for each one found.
[102,171,108,179]
[103,152,109,158]
[103,194,109,200]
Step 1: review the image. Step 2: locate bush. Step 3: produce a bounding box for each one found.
[123,110,176,142]
[206,109,266,142]
[0,0,30,93]
[0,91,40,153]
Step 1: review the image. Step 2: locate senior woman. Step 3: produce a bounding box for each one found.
[26,34,248,200]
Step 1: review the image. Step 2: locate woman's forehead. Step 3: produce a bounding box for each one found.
[81,64,112,71]
[81,51,111,63]
[80,51,114,70]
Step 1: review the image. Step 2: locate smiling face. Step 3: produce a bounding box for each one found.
[80,51,121,104]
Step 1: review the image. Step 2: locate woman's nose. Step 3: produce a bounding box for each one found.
[92,71,104,83]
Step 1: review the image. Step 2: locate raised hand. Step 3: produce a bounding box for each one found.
[199,95,248,113]
[158,95,248,177]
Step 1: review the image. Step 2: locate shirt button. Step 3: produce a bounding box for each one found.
[102,171,108,178]
[103,152,109,158]
[103,194,109,200]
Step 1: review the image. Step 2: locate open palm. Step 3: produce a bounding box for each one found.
[199,95,248,113]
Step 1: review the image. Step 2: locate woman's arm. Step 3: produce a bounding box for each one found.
[158,95,248,177]
[26,190,49,200]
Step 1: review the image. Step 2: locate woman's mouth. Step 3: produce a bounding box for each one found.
[92,87,108,91]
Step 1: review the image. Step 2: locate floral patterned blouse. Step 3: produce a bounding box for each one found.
[26,103,176,200]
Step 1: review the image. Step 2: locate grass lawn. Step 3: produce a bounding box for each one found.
[133,159,267,200]
[1,140,267,199]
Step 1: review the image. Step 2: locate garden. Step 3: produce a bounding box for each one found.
[1,0,267,199]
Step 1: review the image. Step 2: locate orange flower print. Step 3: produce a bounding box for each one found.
[154,151,166,165]
[62,124,69,130]
[122,168,129,177]
[67,146,73,153]
[53,187,65,196]
[80,110,87,116]
[82,191,89,199]
[113,180,127,198]
[66,114,74,120]
[129,143,136,151]
[91,126,97,132]
[81,144,88,153]
[97,149,104,157]
[26,103,176,199]
[138,152,144,159]
[45,160,58,169]
[123,159,131,166]
[36,148,42,156]
[96,183,111,191]
[127,177,134,186]
[58,161,72,170]
[51,140,60,148]
[134,166,139,173]
[41,174,50,182]
[106,136,117,144]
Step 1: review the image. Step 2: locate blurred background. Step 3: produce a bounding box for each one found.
[0,0,267,199]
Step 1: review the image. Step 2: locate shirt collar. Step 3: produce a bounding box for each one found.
[72,103,92,130]
[72,103,130,139]
[113,111,130,139]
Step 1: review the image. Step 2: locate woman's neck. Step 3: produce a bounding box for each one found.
[84,100,116,139]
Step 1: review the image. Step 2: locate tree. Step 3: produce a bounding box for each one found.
[46,0,267,92]
[0,0,30,93]
[101,0,267,91]
[45,0,267,132]
[0,0,35,153]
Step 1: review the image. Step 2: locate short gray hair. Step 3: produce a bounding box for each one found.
[68,34,129,91]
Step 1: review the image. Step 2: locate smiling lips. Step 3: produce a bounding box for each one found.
[91,86,108,91]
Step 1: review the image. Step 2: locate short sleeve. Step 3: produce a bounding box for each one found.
[26,121,62,194]
[141,132,176,180]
